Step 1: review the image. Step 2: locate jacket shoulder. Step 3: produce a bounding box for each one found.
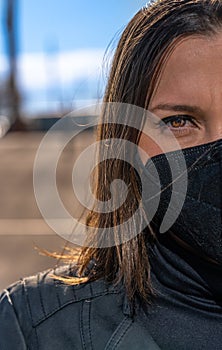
[1,268,157,350]
[0,265,122,328]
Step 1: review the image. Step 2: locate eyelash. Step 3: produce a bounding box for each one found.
[159,115,198,134]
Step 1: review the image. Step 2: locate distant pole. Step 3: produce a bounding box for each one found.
[5,0,25,131]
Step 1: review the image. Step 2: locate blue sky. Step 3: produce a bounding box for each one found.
[0,0,147,115]
[19,0,146,53]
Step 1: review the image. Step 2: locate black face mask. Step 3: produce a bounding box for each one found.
[137,139,222,265]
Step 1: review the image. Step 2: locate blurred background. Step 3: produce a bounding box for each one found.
[0,0,145,290]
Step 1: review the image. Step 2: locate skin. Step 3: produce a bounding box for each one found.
[139,33,222,265]
[139,33,222,159]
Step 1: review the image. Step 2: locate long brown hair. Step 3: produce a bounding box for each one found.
[54,0,222,303]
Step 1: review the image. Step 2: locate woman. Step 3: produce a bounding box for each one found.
[1,0,222,348]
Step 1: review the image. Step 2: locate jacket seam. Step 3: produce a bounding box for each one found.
[20,282,37,344]
[34,327,39,350]
[105,316,133,349]
[31,290,121,327]
[113,320,132,349]
[37,273,47,318]
[53,278,62,308]
[80,300,93,350]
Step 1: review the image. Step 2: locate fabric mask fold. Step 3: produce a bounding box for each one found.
[136,139,222,264]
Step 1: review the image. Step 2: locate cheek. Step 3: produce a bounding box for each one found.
[138,133,163,163]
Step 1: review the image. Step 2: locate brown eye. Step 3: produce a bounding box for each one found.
[161,115,196,129]
[157,114,199,137]
[170,117,186,128]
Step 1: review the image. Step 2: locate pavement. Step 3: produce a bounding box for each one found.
[0,130,94,290]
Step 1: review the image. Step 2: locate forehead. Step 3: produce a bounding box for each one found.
[150,33,222,107]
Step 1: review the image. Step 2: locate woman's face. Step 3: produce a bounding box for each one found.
[139,33,222,162]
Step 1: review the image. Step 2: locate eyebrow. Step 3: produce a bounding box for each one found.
[150,103,203,115]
